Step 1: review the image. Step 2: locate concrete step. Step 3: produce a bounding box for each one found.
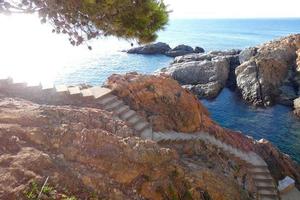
[42,83,54,91]
[255,181,275,188]
[110,101,125,112]
[257,185,277,191]
[250,171,271,176]
[259,196,279,200]
[89,86,111,99]
[104,100,124,111]
[81,88,93,97]
[140,128,153,139]
[134,121,150,132]
[68,86,81,95]
[55,85,68,93]
[128,115,142,125]
[251,167,269,173]
[258,189,278,198]
[98,95,118,106]
[120,110,136,120]
[114,105,130,116]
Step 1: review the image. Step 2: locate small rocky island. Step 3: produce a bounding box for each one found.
[127,34,300,117]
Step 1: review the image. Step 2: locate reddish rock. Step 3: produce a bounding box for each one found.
[106,72,214,133]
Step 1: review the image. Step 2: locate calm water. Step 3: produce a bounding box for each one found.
[1,17,300,162]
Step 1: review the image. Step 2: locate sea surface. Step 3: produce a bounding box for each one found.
[1,17,300,162]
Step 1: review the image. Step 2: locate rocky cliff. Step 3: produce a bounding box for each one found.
[236,34,300,106]
[157,50,240,99]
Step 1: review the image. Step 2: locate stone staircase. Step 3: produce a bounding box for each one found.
[0,77,279,200]
[151,132,280,200]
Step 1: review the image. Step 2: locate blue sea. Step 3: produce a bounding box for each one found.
[1,18,300,162]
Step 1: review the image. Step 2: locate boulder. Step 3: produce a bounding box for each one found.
[194,46,205,53]
[158,50,240,98]
[165,44,195,57]
[127,42,171,54]
[239,47,258,63]
[294,97,300,117]
[235,34,300,106]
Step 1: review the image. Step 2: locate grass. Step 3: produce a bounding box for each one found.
[24,180,78,200]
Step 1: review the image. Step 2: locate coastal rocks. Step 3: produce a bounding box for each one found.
[235,34,300,106]
[294,97,300,117]
[239,47,258,63]
[127,43,205,57]
[126,42,171,54]
[106,72,214,133]
[158,50,241,98]
[165,44,195,57]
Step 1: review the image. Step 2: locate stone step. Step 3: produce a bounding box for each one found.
[250,171,271,176]
[257,189,278,197]
[80,88,93,97]
[259,196,279,200]
[120,110,136,121]
[89,86,111,99]
[140,128,153,139]
[134,121,150,132]
[55,85,68,93]
[97,95,118,106]
[42,83,54,91]
[68,86,81,95]
[251,167,269,173]
[255,180,275,188]
[110,101,126,112]
[128,115,142,125]
[256,185,277,191]
[104,100,124,111]
[114,105,130,116]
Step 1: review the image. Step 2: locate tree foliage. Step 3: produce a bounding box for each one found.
[0,0,169,47]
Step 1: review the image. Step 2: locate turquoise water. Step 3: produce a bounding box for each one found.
[54,19,300,163]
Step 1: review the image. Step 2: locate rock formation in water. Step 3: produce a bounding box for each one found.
[106,73,300,190]
[235,34,300,107]
[157,50,241,98]
[126,42,205,57]
[127,42,171,54]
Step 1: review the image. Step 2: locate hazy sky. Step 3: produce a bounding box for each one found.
[164,0,300,19]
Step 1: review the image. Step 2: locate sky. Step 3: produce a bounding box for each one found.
[164,0,300,19]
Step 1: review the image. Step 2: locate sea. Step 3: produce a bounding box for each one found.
[1,17,300,162]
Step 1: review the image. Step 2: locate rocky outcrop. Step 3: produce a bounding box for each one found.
[106,72,214,133]
[0,97,255,200]
[294,97,300,117]
[235,34,300,106]
[239,47,258,64]
[127,43,205,57]
[127,42,171,54]
[157,50,241,98]
[165,44,195,57]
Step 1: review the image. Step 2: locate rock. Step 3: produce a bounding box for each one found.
[235,34,300,106]
[106,73,214,133]
[127,42,171,54]
[239,47,258,63]
[127,43,205,57]
[106,73,300,190]
[186,82,223,99]
[294,97,300,117]
[165,44,195,57]
[158,50,240,99]
[194,46,205,53]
